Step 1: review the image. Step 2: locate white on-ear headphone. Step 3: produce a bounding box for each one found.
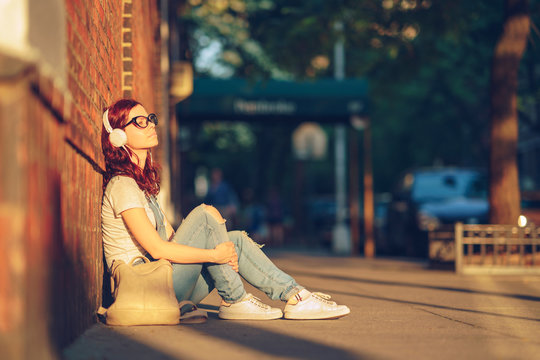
[102,109,128,148]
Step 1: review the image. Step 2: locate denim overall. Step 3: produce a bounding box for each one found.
[128,195,166,265]
[145,198,302,304]
[146,195,168,241]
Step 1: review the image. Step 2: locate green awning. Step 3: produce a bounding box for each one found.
[176,78,368,124]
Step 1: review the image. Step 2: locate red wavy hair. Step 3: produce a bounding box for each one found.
[101,99,160,195]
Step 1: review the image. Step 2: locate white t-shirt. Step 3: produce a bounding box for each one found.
[101,175,158,270]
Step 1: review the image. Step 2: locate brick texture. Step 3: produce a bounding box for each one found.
[131,0,160,112]
[122,0,133,97]
[0,0,163,357]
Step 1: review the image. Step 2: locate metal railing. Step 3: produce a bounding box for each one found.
[428,225,455,263]
[455,223,540,274]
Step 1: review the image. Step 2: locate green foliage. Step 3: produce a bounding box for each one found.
[181,0,540,194]
[182,121,299,203]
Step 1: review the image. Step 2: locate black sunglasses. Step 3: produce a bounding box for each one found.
[122,113,158,129]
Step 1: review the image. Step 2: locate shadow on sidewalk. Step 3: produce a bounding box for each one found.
[190,306,361,360]
[63,325,179,359]
[314,287,540,323]
[65,313,364,360]
[285,270,540,303]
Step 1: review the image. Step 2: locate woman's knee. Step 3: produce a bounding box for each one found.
[227,230,243,245]
[229,230,264,249]
[201,204,226,224]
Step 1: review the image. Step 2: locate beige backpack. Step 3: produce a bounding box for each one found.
[99,256,180,325]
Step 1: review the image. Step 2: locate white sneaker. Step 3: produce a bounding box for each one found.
[284,289,350,320]
[218,293,283,320]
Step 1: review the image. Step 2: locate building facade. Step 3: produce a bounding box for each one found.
[0,1,179,358]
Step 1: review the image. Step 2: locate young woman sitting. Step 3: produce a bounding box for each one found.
[101,99,350,320]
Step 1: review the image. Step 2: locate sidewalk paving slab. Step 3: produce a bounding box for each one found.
[64,250,540,360]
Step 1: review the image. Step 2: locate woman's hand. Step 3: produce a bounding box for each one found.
[212,241,239,272]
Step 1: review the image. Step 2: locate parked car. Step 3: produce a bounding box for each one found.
[386,168,488,257]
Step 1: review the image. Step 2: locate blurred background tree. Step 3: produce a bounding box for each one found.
[178,0,540,224]
[489,0,530,224]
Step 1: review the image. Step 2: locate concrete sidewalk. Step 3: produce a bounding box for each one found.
[64,250,540,359]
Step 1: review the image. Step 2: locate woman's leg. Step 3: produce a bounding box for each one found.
[228,230,303,301]
[170,204,246,303]
[170,205,349,320]
[187,269,214,304]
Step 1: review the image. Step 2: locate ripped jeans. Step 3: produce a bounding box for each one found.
[171,204,303,304]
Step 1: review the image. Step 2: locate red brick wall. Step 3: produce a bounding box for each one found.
[66,0,122,149]
[130,0,164,160]
[124,0,161,113]
[0,75,69,360]
[124,0,170,195]
[0,1,162,357]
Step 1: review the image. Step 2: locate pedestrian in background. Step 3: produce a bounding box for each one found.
[266,187,285,247]
[205,168,239,228]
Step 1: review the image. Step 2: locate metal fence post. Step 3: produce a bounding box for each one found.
[455,222,463,274]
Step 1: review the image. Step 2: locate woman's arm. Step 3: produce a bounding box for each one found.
[163,215,175,241]
[121,208,238,269]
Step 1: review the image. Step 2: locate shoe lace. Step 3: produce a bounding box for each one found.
[249,295,271,309]
[312,292,335,305]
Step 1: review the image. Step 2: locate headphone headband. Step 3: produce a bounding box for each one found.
[102,108,128,149]
[103,109,113,133]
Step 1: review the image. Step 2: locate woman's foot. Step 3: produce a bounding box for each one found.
[218,293,283,320]
[284,289,350,320]
[179,301,208,324]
